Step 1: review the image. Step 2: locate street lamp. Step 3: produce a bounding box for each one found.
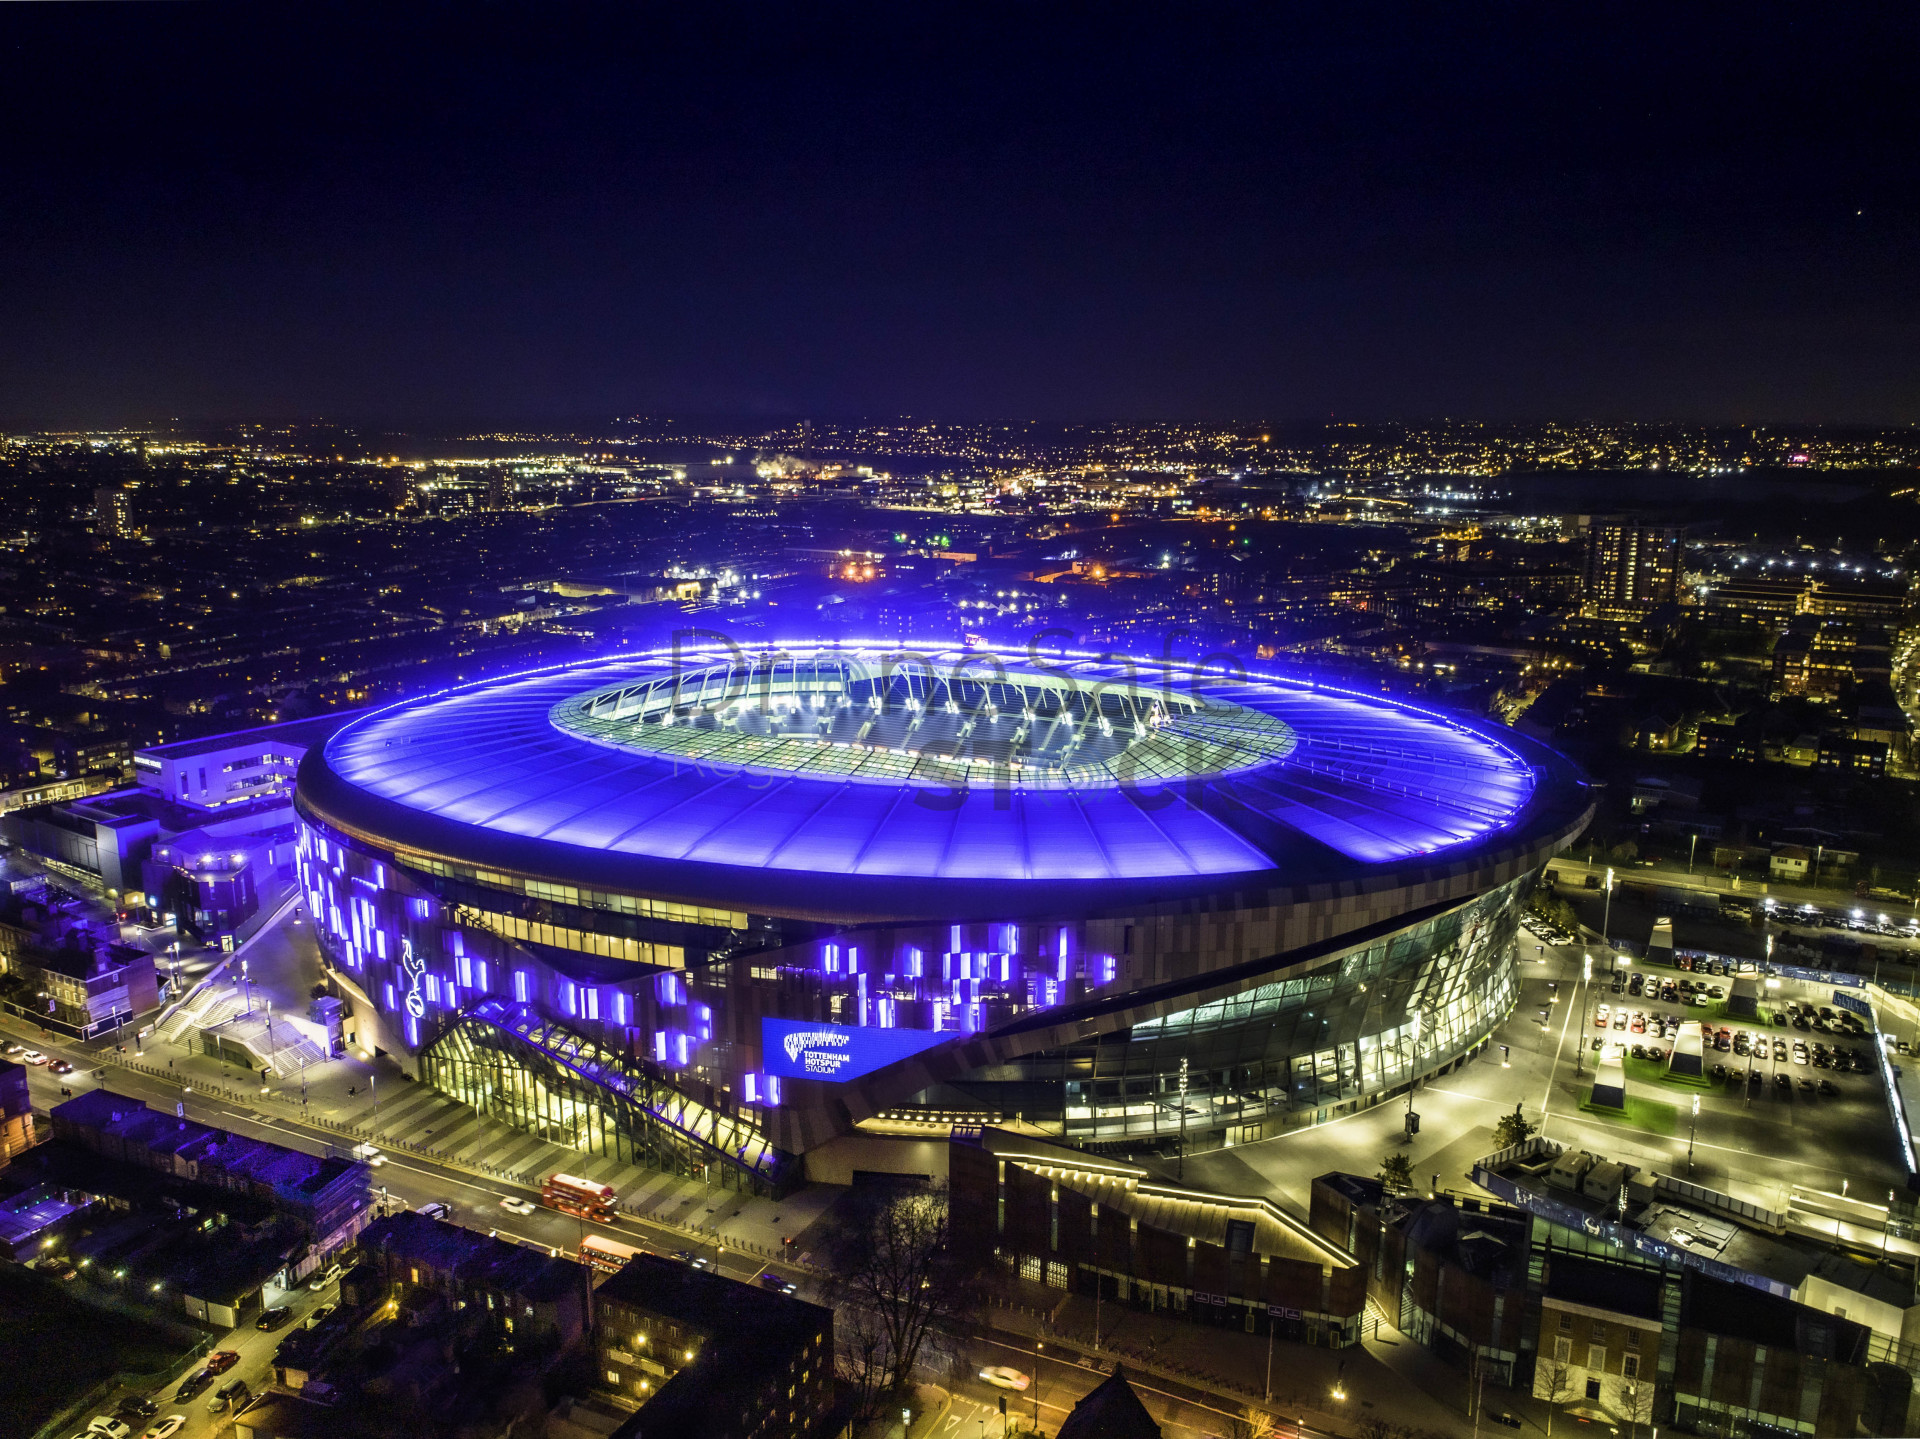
[1577,953,1593,1076]
[1688,1094,1700,1174]
[1601,867,1616,953]
[1331,1360,1348,1404]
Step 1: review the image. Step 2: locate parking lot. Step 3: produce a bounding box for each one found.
[1519,932,1909,1208]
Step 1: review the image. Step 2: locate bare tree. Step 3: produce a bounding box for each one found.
[1536,1355,1574,1438]
[834,1304,891,1425]
[817,1182,987,1398]
[1617,1374,1652,1438]
[1225,1405,1279,1439]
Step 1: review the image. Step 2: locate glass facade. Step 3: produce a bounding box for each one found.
[927,876,1527,1146]
[422,999,798,1196]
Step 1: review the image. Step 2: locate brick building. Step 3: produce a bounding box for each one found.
[953,1129,1365,1348]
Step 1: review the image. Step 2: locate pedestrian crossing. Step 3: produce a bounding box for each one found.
[338,1077,724,1219]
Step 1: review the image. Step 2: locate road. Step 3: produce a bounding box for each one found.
[4,1010,802,1439]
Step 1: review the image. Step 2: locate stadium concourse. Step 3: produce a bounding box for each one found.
[291,640,1593,1195]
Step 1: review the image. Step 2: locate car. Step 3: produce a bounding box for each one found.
[1710,1063,1728,1081]
[1774,1073,1792,1091]
[1595,1005,1610,1028]
[350,1142,386,1167]
[85,1420,131,1439]
[1771,1011,1787,1025]
[1613,1011,1628,1030]
[980,1367,1032,1391]
[1631,1015,1646,1033]
[1798,1077,1817,1094]
[140,1419,185,1439]
[308,1263,344,1290]
[1819,1079,1840,1097]
[256,1306,293,1330]
[756,1271,798,1295]
[307,1304,336,1328]
[50,1058,74,1074]
[0,1041,19,1056]
[114,1399,158,1421]
[205,1351,240,1376]
[414,1201,451,1220]
[499,1196,536,1216]
[20,1050,47,1065]
[1793,1046,1809,1065]
[173,1372,210,1402]
[207,1379,250,1415]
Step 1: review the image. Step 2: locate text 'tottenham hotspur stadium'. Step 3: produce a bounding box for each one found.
[293,638,1593,1195]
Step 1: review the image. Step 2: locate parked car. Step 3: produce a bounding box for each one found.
[1774,1073,1792,1092]
[308,1263,344,1290]
[307,1304,337,1328]
[173,1372,210,1402]
[256,1306,293,1330]
[207,1379,250,1415]
[114,1399,158,1422]
[205,1351,239,1376]
[85,1419,132,1439]
[140,1419,185,1439]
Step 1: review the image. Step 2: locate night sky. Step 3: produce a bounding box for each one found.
[3,5,1914,427]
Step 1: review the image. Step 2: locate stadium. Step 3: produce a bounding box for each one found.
[293,639,1593,1195]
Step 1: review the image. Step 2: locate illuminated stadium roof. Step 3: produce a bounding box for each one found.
[298,641,1588,915]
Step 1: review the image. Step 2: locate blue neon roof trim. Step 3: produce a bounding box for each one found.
[314,641,1556,884]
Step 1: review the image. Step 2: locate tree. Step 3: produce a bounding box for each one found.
[1377,1151,1415,1194]
[1492,1102,1537,1151]
[817,1182,986,1399]
[1609,839,1639,863]
[1617,1373,1653,1437]
[1225,1406,1279,1439]
[1536,1354,1574,1438]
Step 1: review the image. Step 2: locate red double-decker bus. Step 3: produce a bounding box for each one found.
[579,1235,648,1275]
[542,1172,617,1222]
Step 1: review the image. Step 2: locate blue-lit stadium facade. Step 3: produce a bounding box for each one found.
[294,641,1591,1195]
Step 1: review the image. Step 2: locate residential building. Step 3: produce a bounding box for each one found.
[356,1210,593,1349]
[1583,520,1682,617]
[0,1057,31,1162]
[1533,1254,1660,1424]
[594,1252,835,1438]
[50,1088,371,1253]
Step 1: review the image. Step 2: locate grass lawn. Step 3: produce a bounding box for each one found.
[0,1266,199,1435]
[1578,1093,1680,1136]
[1621,1054,1714,1091]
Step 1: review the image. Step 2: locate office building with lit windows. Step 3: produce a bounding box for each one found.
[293,640,1591,1195]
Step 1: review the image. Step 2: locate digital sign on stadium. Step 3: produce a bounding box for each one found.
[761,1017,949,1083]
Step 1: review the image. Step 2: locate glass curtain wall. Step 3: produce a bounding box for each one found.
[422,1002,797,1196]
[945,875,1529,1143]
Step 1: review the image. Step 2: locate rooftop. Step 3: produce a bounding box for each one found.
[359,1211,587,1302]
[137,710,365,763]
[302,641,1591,913]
